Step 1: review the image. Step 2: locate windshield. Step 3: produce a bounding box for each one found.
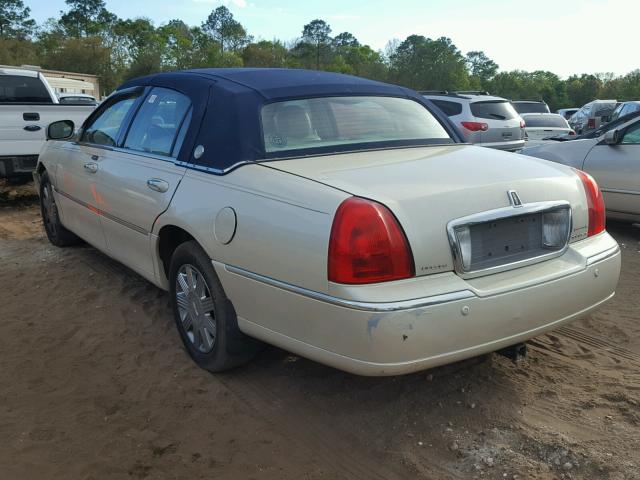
[470,100,519,120]
[261,96,452,155]
[523,114,569,128]
[0,74,52,103]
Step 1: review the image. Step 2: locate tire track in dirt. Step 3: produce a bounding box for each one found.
[217,368,421,480]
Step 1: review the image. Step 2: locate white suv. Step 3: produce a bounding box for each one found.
[422,91,525,151]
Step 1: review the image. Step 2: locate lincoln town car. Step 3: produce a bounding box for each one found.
[34,69,621,375]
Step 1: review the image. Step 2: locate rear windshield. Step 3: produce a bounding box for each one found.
[59,96,96,104]
[0,75,52,103]
[261,96,452,155]
[512,102,549,114]
[470,100,519,120]
[523,114,569,128]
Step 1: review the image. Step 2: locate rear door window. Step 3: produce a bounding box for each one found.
[124,88,192,158]
[0,75,52,103]
[471,101,519,120]
[430,99,463,117]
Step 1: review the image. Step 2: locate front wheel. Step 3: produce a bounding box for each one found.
[39,171,81,247]
[169,241,261,372]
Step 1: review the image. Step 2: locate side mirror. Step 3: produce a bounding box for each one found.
[604,129,620,145]
[47,120,75,141]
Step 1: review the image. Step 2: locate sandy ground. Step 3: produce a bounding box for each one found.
[1,181,639,480]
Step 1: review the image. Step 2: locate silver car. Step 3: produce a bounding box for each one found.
[569,100,617,134]
[423,91,525,151]
[522,114,640,222]
[521,113,573,146]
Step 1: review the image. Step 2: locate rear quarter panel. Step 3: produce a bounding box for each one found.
[153,164,349,292]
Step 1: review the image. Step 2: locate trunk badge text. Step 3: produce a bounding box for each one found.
[508,190,523,207]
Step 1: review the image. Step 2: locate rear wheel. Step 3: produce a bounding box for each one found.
[39,171,81,247]
[169,241,261,372]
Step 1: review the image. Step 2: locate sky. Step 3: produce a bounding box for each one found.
[25,0,640,78]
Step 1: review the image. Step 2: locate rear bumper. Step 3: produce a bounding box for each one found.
[216,233,620,376]
[0,155,39,178]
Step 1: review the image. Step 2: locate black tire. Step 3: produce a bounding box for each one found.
[169,240,261,372]
[39,171,81,247]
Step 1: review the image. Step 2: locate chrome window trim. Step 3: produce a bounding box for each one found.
[446,201,573,279]
[223,264,476,312]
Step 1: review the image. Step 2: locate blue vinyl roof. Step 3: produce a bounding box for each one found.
[116,68,460,173]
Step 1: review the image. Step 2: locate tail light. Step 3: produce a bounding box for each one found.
[461,121,488,132]
[574,169,605,236]
[328,197,414,284]
[520,119,526,129]
[587,118,596,129]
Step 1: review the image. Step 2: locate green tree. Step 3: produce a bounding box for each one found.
[333,31,359,48]
[466,51,498,86]
[242,40,288,67]
[301,19,332,69]
[565,74,602,107]
[202,6,250,53]
[59,0,116,38]
[0,0,34,39]
[389,35,469,90]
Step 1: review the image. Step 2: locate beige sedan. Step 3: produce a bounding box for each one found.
[34,69,621,376]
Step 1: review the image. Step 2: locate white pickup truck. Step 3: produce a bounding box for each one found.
[0,67,95,181]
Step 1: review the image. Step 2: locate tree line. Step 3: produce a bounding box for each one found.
[1,0,639,110]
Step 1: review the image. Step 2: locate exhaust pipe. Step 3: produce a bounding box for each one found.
[497,343,527,363]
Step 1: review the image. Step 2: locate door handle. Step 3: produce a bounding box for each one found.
[147,178,169,193]
[83,162,98,173]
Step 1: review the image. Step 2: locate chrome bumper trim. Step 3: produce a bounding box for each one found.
[586,244,620,266]
[223,264,476,312]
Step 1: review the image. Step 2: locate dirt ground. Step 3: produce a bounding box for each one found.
[1,181,639,480]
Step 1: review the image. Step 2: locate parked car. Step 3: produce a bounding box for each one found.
[422,91,525,151]
[610,101,640,122]
[34,69,620,376]
[0,67,95,181]
[545,110,640,142]
[568,100,617,134]
[521,114,640,222]
[556,108,579,120]
[522,113,573,145]
[57,93,99,106]
[512,100,550,114]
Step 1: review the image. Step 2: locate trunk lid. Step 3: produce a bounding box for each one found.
[267,145,588,277]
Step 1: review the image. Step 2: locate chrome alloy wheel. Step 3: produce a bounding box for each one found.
[175,264,217,353]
